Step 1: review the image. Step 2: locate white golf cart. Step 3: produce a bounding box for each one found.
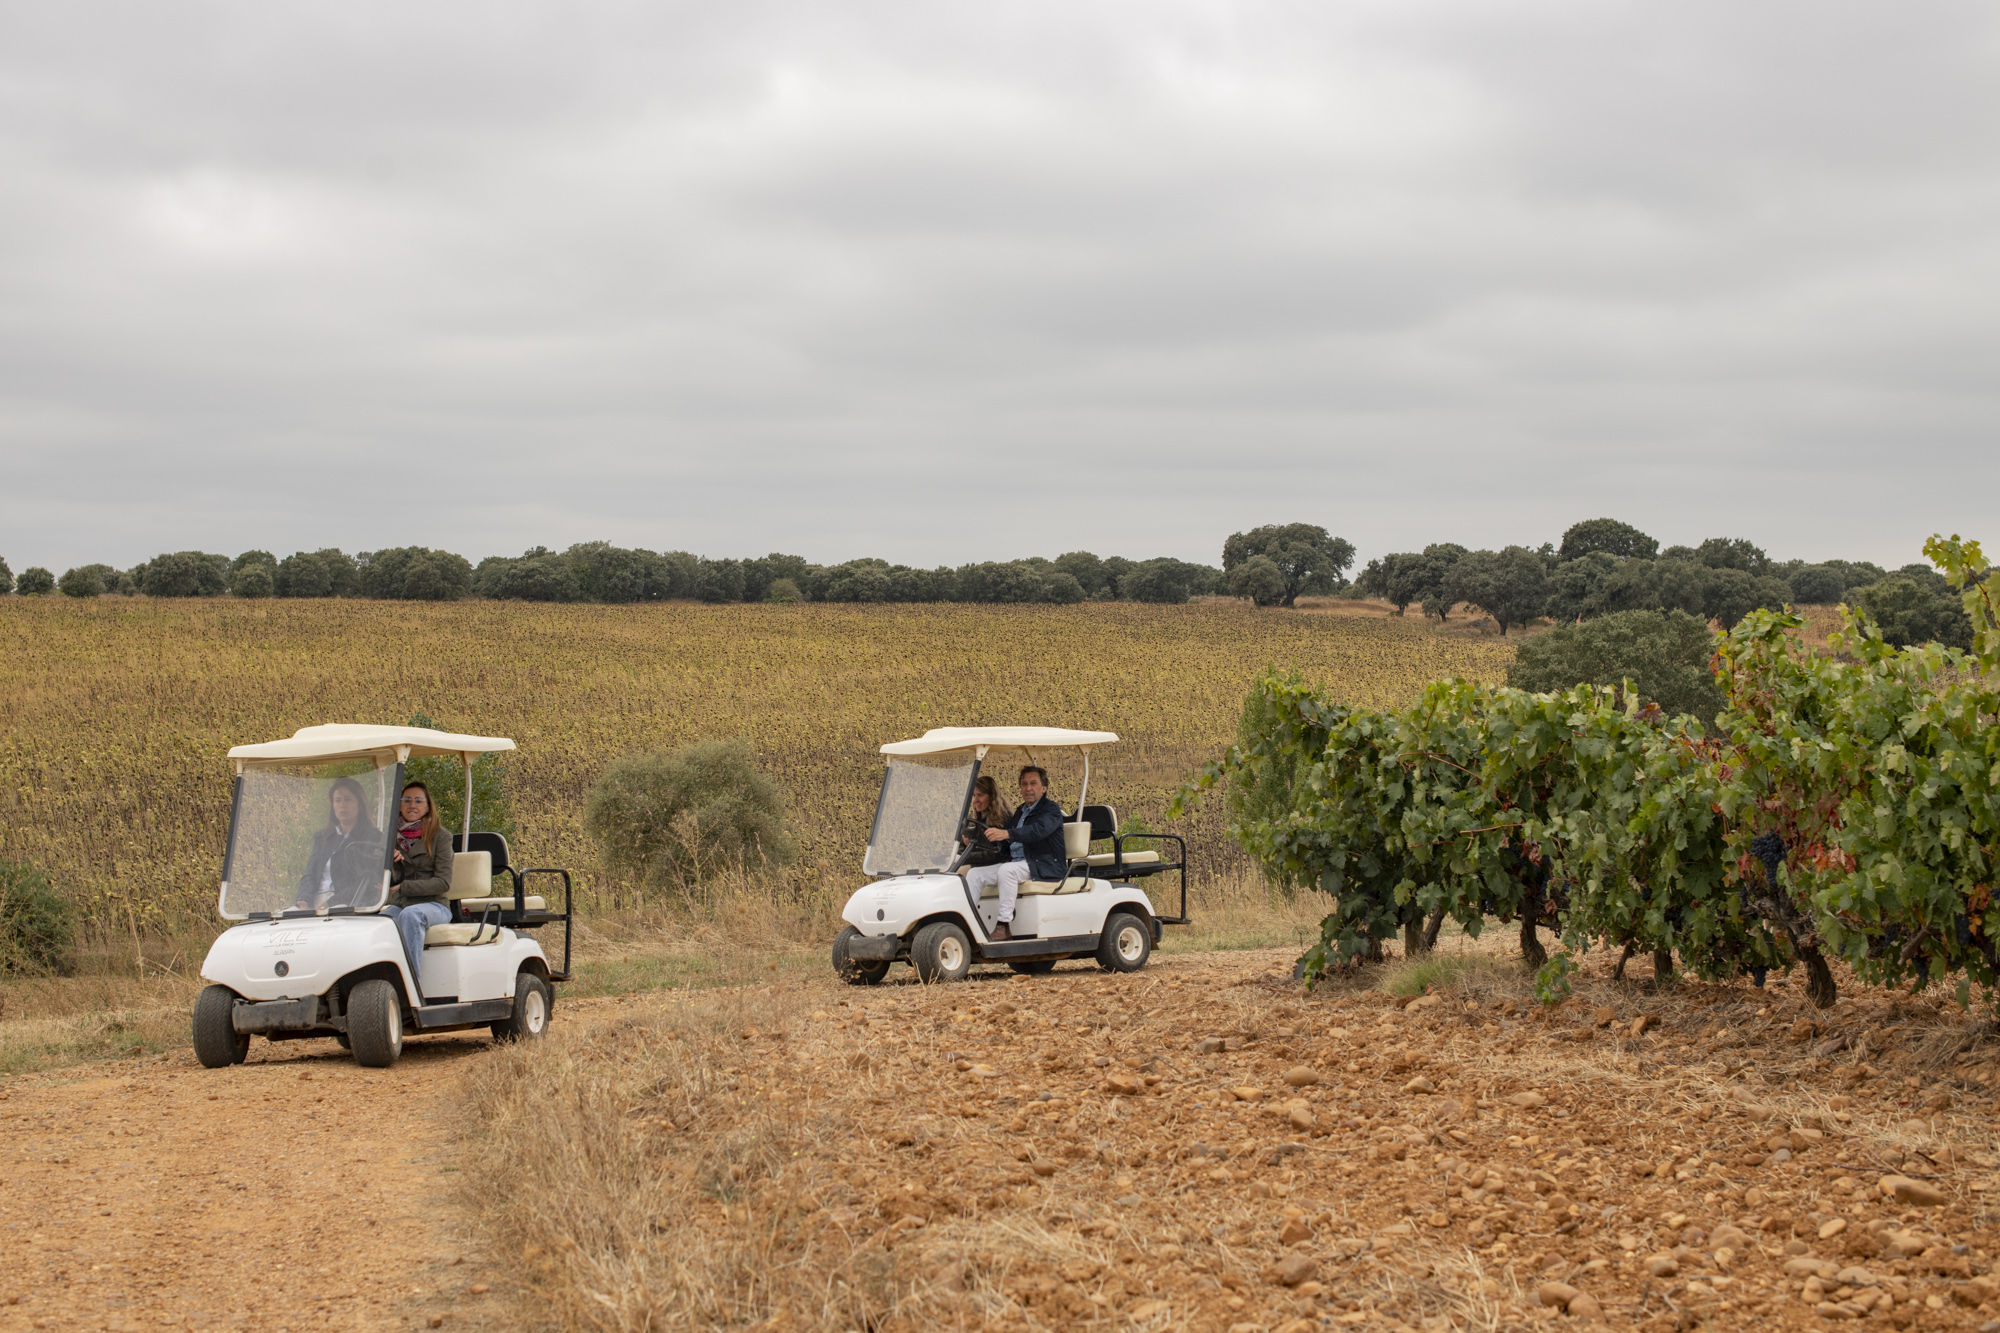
[192,724,573,1069]
[829,727,1190,984]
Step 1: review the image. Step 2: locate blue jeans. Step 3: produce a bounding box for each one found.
[384,901,452,996]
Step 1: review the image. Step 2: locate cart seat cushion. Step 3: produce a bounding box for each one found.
[457,895,546,912]
[425,922,504,946]
[1083,850,1162,867]
[447,850,493,900]
[1031,876,1096,895]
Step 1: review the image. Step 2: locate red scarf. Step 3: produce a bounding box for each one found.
[398,822,427,854]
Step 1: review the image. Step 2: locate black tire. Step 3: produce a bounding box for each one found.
[491,972,552,1043]
[192,985,249,1068]
[346,978,404,1068]
[1008,959,1057,975]
[1096,912,1152,973]
[832,925,890,986]
[334,1031,352,1051]
[910,921,972,984]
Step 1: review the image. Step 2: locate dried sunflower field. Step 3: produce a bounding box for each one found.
[0,596,1513,942]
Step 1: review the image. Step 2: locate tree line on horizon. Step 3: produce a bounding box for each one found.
[0,516,1972,649]
[0,543,1232,607]
[1352,517,1974,650]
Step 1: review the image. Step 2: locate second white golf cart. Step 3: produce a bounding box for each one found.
[830,727,1190,983]
[191,724,574,1069]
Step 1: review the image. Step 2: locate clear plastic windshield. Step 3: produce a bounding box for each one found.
[863,757,979,877]
[221,760,397,917]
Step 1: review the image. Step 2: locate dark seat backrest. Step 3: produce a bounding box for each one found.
[452,831,512,872]
[1079,804,1117,841]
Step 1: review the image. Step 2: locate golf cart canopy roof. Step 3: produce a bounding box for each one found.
[880,727,1118,757]
[227,724,516,768]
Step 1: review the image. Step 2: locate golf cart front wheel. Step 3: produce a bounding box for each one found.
[832,926,891,986]
[347,978,404,1068]
[1097,912,1152,973]
[192,985,249,1068]
[911,921,972,984]
[492,972,551,1043]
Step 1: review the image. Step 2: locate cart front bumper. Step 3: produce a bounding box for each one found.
[231,996,323,1034]
[843,934,902,962]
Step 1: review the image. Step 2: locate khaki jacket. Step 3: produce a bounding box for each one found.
[389,834,454,909]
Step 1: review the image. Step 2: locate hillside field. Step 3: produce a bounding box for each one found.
[0,595,1515,940]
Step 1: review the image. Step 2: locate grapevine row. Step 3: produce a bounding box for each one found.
[1180,534,2000,1009]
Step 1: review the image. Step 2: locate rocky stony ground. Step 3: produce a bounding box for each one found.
[471,945,2000,1332]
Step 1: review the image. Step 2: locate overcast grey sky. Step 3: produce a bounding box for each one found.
[3,1,1996,575]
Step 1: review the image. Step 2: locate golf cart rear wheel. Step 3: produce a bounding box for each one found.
[911,921,972,984]
[1008,959,1057,975]
[832,926,891,986]
[492,972,551,1043]
[1096,912,1152,973]
[347,978,404,1068]
[192,985,249,1068]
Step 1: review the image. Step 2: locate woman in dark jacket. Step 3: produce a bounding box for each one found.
[959,776,1011,868]
[382,781,455,996]
[294,777,384,911]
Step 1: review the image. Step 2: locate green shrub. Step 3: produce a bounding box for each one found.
[1851,575,1974,650]
[764,578,803,604]
[1508,608,1725,722]
[58,566,104,598]
[0,861,74,974]
[230,551,277,598]
[1227,554,1286,607]
[133,551,229,597]
[274,549,360,598]
[1788,564,1847,604]
[15,566,54,596]
[402,713,517,841]
[0,556,12,595]
[231,564,275,598]
[583,740,795,898]
[356,546,472,601]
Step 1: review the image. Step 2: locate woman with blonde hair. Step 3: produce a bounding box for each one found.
[382,780,455,998]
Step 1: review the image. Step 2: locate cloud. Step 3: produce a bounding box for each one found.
[2,0,1996,573]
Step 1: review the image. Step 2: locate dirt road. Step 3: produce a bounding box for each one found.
[6,945,1999,1333]
[0,1029,514,1333]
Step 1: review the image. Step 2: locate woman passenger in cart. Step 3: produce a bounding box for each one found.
[965,766,1067,941]
[382,781,455,997]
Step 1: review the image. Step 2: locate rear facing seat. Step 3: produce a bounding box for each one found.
[423,849,504,946]
[457,893,547,911]
[1083,849,1161,867]
[442,831,545,914]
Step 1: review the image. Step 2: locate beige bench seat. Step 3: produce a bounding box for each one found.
[425,922,503,946]
[457,895,547,912]
[1084,850,1161,867]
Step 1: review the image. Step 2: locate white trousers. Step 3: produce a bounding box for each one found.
[966,860,1031,922]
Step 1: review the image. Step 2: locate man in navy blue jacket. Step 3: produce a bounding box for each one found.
[970,766,1069,940]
